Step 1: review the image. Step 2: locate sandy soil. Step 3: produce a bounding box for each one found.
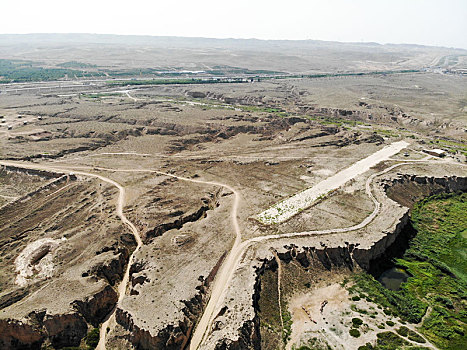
[287,282,436,350]
[14,238,62,287]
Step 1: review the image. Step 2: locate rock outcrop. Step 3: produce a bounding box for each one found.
[0,282,119,349]
[72,285,118,327]
[43,312,88,348]
[200,172,467,349]
[115,250,228,350]
[0,318,44,350]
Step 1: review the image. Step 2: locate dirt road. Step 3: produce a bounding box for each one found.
[42,165,243,350]
[0,160,241,350]
[2,148,463,349]
[0,160,142,350]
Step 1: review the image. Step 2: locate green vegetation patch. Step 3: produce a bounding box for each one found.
[292,337,333,350]
[107,77,249,86]
[374,128,400,138]
[79,92,122,99]
[431,139,467,156]
[396,326,409,337]
[306,114,365,127]
[352,317,364,327]
[376,331,410,348]
[85,327,100,348]
[57,61,97,68]
[350,192,467,349]
[258,268,282,350]
[407,330,426,344]
[282,307,293,343]
[0,59,103,82]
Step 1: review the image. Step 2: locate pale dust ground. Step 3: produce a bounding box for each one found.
[14,238,62,287]
[287,283,350,350]
[286,282,435,350]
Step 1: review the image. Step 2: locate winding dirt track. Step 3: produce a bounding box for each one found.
[0,160,241,349]
[0,160,142,349]
[1,150,463,349]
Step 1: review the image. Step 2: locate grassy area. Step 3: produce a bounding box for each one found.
[292,338,333,350]
[350,192,467,349]
[238,105,290,117]
[270,69,420,81]
[79,92,122,99]
[0,59,103,82]
[258,268,282,350]
[374,128,400,138]
[430,139,467,157]
[57,61,97,69]
[356,331,430,350]
[85,327,99,349]
[282,307,293,343]
[306,115,362,127]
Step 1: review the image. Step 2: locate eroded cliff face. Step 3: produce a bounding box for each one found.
[72,285,118,327]
[384,174,467,208]
[43,312,88,348]
[299,104,450,132]
[200,173,467,349]
[0,242,128,349]
[115,250,227,350]
[0,163,138,349]
[213,319,260,350]
[0,318,43,350]
[0,282,117,349]
[116,306,193,350]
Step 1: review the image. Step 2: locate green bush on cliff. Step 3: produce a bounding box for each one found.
[85,327,100,348]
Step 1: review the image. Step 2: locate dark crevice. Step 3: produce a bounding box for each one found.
[368,220,416,278]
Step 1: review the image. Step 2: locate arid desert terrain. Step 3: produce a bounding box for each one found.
[0,34,466,350]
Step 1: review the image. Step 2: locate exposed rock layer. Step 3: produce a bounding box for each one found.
[203,173,467,349]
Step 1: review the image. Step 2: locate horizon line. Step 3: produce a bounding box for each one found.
[1,32,466,51]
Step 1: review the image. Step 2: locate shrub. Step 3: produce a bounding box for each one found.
[408,330,426,343]
[352,318,364,327]
[349,329,361,338]
[376,331,409,347]
[386,320,395,327]
[86,328,100,348]
[435,296,454,309]
[352,295,361,301]
[397,326,409,337]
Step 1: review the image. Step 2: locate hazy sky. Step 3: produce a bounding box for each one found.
[2,0,466,49]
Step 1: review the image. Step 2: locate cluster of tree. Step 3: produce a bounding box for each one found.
[57,61,97,68]
[0,59,104,83]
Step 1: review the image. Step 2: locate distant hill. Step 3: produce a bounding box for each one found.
[0,33,465,73]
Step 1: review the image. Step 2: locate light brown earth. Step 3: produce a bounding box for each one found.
[0,36,466,350]
[287,282,436,350]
